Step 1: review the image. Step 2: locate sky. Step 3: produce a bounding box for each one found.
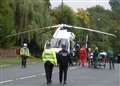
[50,0,111,11]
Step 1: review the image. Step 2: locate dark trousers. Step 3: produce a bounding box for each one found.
[93,58,97,68]
[117,57,120,63]
[59,64,68,83]
[44,61,54,83]
[109,58,115,69]
[21,56,27,68]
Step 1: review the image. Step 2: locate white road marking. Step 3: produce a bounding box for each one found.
[0,66,78,84]
[0,80,13,84]
[70,66,78,70]
[19,75,37,80]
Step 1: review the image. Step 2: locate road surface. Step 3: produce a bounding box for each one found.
[0,63,119,86]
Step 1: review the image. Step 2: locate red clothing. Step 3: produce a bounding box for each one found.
[16,48,20,55]
[79,48,86,65]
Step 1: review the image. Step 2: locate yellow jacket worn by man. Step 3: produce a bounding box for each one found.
[20,43,30,68]
[42,48,57,84]
[42,48,57,65]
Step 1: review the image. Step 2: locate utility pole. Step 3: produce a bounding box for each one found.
[61,0,63,24]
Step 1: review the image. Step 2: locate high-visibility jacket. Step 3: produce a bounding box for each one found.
[42,48,57,65]
[20,47,30,56]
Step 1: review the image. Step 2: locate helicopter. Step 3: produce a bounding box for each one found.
[43,24,116,54]
[7,23,116,53]
[6,23,116,65]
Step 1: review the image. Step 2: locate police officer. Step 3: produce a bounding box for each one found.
[20,43,30,68]
[41,42,57,84]
[57,44,70,84]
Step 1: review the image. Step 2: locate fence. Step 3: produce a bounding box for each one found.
[0,48,17,57]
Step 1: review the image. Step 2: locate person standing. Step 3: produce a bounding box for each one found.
[79,45,87,67]
[117,51,120,63]
[87,48,94,67]
[20,43,30,68]
[93,47,99,68]
[41,42,57,84]
[75,43,80,65]
[57,44,70,84]
[107,50,115,69]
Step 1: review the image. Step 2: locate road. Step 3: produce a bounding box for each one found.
[0,63,119,86]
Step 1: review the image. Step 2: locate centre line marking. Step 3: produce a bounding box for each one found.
[0,66,78,84]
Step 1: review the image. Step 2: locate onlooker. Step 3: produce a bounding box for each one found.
[93,47,99,68]
[20,43,30,68]
[79,45,87,67]
[107,50,115,69]
[117,51,120,63]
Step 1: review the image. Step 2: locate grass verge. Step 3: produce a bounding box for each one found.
[0,56,40,66]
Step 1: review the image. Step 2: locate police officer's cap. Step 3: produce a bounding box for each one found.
[23,43,27,47]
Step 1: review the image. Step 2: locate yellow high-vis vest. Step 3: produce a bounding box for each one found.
[20,47,30,56]
[42,48,57,65]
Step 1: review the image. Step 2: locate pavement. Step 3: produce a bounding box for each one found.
[0,63,120,86]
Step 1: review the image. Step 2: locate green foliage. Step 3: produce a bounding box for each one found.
[0,0,120,55]
[51,4,75,25]
[109,0,120,53]
[0,0,15,47]
[74,9,90,44]
[109,0,120,13]
[13,0,52,43]
[87,6,112,50]
[76,8,90,27]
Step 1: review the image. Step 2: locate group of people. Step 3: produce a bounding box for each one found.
[73,43,116,70]
[17,42,118,85]
[87,47,116,69]
[17,42,70,85]
[41,43,70,85]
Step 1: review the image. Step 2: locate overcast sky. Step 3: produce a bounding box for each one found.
[50,0,111,11]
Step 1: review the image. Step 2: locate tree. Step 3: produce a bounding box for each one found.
[75,9,90,44]
[87,5,115,50]
[76,8,90,27]
[14,0,52,45]
[51,4,76,25]
[109,0,120,53]
[109,0,120,13]
[0,0,15,47]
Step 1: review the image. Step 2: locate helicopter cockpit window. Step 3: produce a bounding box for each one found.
[48,38,68,49]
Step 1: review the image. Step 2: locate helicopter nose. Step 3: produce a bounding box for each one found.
[53,48,62,53]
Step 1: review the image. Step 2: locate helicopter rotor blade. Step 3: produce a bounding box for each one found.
[6,25,60,38]
[63,24,116,37]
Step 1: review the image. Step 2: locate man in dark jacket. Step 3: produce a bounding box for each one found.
[57,44,70,84]
[93,47,99,68]
[117,52,120,63]
[107,50,115,69]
